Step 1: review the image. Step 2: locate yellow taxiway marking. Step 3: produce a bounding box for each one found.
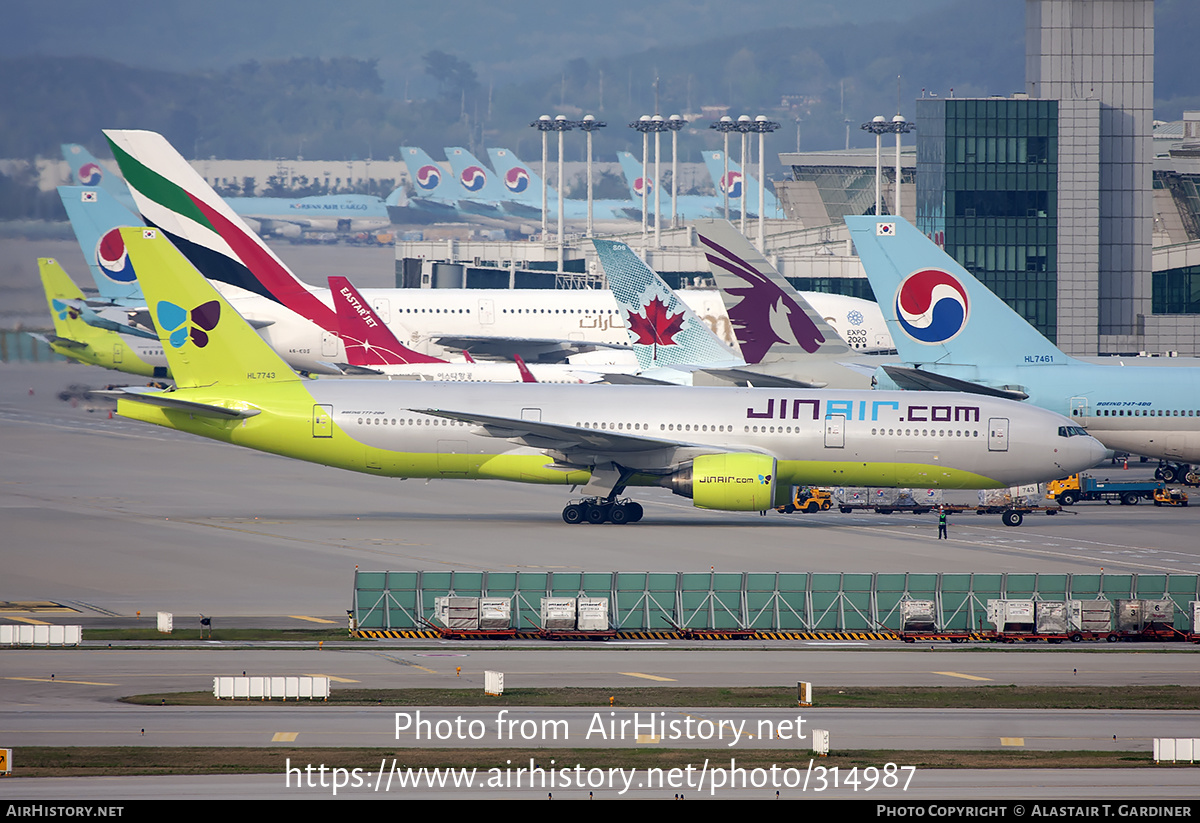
[932,671,993,682]
[620,672,677,682]
[410,665,438,674]
[272,733,299,742]
[636,735,661,744]
[1000,738,1025,747]
[305,674,359,683]
[6,617,50,625]
[289,615,337,624]
[6,677,118,686]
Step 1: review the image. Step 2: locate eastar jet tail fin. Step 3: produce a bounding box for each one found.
[592,239,742,371]
[57,185,145,302]
[693,219,850,363]
[327,275,443,366]
[118,227,299,389]
[103,129,338,332]
[513,354,537,383]
[845,216,1074,368]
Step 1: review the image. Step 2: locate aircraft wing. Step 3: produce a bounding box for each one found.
[108,386,262,419]
[697,367,825,389]
[879,365,1029,401]
[410,408,762,474]
[429,335,628,363]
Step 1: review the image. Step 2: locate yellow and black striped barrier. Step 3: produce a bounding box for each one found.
[353,629,902,641]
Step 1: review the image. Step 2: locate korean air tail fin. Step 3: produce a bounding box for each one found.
[845,216,1073,368]
[615,151,653,201]
[692,219,850,364]
[701,151,780,217]
[57,185,145,302]
[104,130,338,334]
[118,227,299,389]
[487,148,551,203]
[61,143,136,209]
[592,239,741,371]
[444,147,505,202]
[328,275,443,366]
[401,147,455,202]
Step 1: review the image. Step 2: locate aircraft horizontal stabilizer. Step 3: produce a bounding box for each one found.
[40,334,87,350]
[699,368,825,389]
[880,365,1029,401]
[109,386,262,419]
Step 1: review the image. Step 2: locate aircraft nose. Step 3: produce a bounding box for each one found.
[1068,435,1107,473]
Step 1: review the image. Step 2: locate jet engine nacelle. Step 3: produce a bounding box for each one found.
[662,453,778,511]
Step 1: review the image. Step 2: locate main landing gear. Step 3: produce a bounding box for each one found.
[562,497,644,525]
[1155,462,1199,485]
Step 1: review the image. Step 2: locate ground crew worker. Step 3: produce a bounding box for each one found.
[937,507,948,539]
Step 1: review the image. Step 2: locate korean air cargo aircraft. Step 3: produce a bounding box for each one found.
[702,150,782,218]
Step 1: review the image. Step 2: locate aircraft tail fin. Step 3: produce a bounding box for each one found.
[692,219,850,363]
[701,151,779,216]
[328,275,443,366]
[615,151,653,201]
[61,143,135,206]
[487,148,550,203]
[514,354,537,383]
[118,227,299,389]
[592,239,742,371]
[401,147,454,202]
[57,185,145,302]
[104,130,338,333]
[444,147,503,201]
[40,258,100,347]
[845,216,1072,367]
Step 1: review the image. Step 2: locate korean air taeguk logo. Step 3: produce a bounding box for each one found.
[894,268,970,344]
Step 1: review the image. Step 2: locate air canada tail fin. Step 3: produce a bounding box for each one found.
[692,219,850,363]
[592,239,741,371]
[57,185,145,302]
[118,227,299,389]
[328,275,443,367]
[103,130,338,333]
[845,216,1073,367]
[487,148,550,203]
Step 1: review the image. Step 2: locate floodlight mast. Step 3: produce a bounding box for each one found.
[530,115,555,242]
[575,115,607,238]
[709,115,737,220]
[667,115,687,228]
[751,115,780,250]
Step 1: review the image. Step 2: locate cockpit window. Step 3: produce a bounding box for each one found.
[1058,426,1088,438]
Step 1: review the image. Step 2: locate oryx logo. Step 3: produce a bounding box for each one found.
[894,268,970,344]
[78,162,103,186]
[504,167,530,193]
[415,165,441,190]
[720,171,743,199]
[95,228,137,283]
[460,166,487,192]
[156,300,220,348]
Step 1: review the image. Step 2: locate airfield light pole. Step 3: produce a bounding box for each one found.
[552,115,574,272]
[735,115,754,237]
[652,114,665,248]
[709,115,737,220]
[752,115,780,250]
[892,114,915,217]
[862,115,889,217]
[629,115,655,246]
[667,115,687,228]
[530,115,555,243]
[575,115,607,238]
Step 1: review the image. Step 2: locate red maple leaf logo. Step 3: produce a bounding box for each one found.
[627,296,685,361]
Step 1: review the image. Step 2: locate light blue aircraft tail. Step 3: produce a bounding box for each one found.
[701,150,780,217]
[61,143,136,210]
[57,186,145,302]
[487,147,553,204]
[615,151,654,201]
[845,216,1073,368]
[444,147,506,203]
[400,147,455,203]
[592,239,741,371]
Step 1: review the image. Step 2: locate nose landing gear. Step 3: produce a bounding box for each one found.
[562,497,644,524]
